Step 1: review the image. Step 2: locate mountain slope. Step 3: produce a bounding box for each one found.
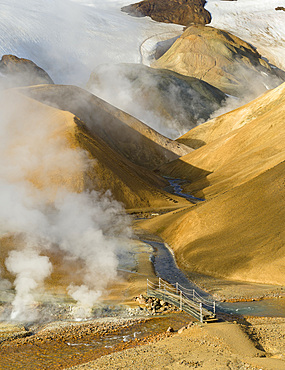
[206,0,285,71]
[139,161,285,285]
[152,25,284,97]
[0,54,54,88]
[18,84,192,170]
[3,89,188,210]
[160,82,285,199]
[87,63,226,138]
[177,82,285,149]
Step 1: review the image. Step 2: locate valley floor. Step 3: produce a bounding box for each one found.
[0,231,285,370]
[1,224,285,369]
[70,316,285,370]
[1,313,285,369]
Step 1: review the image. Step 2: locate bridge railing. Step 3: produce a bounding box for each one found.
[147,278,216,323]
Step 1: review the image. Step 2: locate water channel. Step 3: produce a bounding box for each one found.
[164,177,205,203]
[158,178,285,317]
[146,239,285,318]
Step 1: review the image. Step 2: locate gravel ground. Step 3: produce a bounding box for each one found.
[69,316,285,370]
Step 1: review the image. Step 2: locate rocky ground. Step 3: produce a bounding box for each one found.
[1,233,285,369]
[1,299,285,370]
[69,315,285,370]
[0,311,192,369]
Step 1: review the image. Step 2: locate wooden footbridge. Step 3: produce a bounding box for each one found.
[147,278,217,323]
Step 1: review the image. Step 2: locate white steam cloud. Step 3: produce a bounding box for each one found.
[0,90,131,321]
[88,65,181,138]
[5,250,53,321]
[0,0,182,85]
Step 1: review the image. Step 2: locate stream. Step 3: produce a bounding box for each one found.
[144,239,285,318]
[156,178,285,317]
[164,177,205,203]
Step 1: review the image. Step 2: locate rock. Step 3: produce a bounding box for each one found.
[0,54,54,87]
[178,326,187,334]
[167,327,174,332]
[187,322,195,329]
[152,25,285,97]
[136,295,147,305]
[121,0,211,26]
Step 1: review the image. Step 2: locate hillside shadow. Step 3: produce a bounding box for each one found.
[158,157,212,199]
[177,137,206,149]
[18,84,191,172]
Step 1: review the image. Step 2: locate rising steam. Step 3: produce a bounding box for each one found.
[0,90,131,321]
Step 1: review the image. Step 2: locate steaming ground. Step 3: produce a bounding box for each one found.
[0,0,182,320]
[0,91,132,321]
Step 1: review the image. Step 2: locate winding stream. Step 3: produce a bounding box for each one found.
[144,241,285,318]
[146,240,211,300]
[164,177,205,203]
[156,178,285,317]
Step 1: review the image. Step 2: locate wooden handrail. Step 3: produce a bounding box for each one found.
[147,278,216,323]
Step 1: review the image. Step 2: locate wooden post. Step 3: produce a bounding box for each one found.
[147,279,149,295]
[200,303,203,323]
[213,301,216,314]
[180,290,183,310]
[159,277,161,289]
[176,282,178,294]
[193,290,195,300]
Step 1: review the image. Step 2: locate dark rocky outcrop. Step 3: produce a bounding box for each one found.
[121,0,211,26]
[0,55,53,87]
[87,63,226,137]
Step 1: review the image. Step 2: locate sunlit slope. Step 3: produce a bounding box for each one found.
[152,25,284,97]
[7,90,187,209]
[160,82,285,199]
[177,82,285,148]
[139,161,285,285]
[18,84,192,170]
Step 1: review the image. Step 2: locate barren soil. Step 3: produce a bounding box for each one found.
[70,316,285,370]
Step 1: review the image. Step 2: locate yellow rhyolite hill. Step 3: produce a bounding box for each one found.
[160,82,285,200]
[3,89,188,210]
[139,82,285,285]
[152,25,284,97]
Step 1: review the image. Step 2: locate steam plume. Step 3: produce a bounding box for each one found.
[0,90,131,321]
